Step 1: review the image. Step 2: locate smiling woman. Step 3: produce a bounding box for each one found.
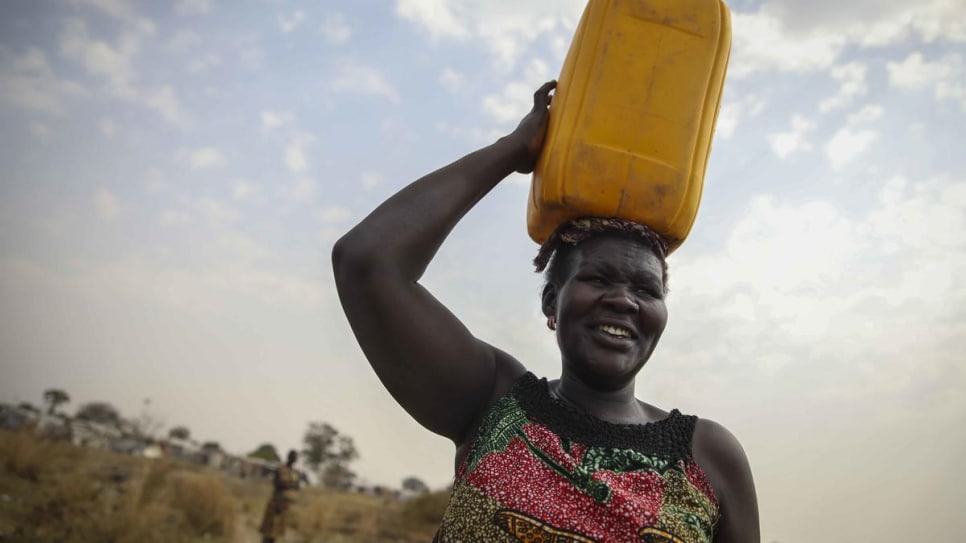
[332,81,759,542]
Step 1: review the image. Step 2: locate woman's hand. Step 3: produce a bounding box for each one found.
[509,80,556,174]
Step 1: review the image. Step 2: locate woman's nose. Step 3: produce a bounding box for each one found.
[601,286,639,313]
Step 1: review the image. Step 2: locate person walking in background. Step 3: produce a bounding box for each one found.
[259,449,302,543]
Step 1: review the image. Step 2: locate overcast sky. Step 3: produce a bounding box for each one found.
[1,0,964,540]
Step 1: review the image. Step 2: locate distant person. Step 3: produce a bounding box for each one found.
[259,449,302,543]
[333,81,759,542]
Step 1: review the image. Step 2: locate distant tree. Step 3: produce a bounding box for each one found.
[43,389,70,415]
[202,441,222,453]
[248,443,281,463]
[321,463,356,489]
[168,426,191,440]
[17,402,39,414]
[75,402,121,427]
[402,476,429,495]
[302,422,359,487]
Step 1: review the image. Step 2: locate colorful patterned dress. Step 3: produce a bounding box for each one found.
[436,373,720,542]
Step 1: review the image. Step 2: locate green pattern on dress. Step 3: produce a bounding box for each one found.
[466,395,529,473]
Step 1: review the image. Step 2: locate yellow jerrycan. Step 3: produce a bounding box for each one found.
[528,0,732,253]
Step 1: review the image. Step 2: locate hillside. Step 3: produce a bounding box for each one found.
[0,430,448,542]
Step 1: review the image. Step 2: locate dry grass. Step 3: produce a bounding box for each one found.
[0,430,447,543]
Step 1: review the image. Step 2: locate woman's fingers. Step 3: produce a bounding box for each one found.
[533,80,557,108]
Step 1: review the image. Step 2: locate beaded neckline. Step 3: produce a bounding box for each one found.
[513,372,696,462]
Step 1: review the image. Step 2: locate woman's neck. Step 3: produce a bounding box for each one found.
[551,372,647,425]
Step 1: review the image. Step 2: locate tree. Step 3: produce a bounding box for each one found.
[302,422,359,487]
[248,443,281,463]
[402,476,429,495]
[43,389,70,415]
[76,402,121,427]
[202,441,222,453]
[168,426,190,440]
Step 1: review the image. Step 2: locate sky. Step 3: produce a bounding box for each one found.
[1,0,964,540]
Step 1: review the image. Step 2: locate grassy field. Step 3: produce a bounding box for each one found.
[0,430,448,542]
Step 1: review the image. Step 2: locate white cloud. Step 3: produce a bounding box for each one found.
[67,0,156,35]
[730,11,845,79]
[93,188,120,220]
[293,178,316,203]
[481,58,552,124]
[825,128,878,170]
[824,104,883,169]
[99,119,117,136]
[143,85,192,129]
[0,47,87,114]
[888,52,966,111]
[318,206,352,224]
[196,198,238,225]
[186,53,221,74]
[58,19,192,127]
[232,181,259,201]
[260,110,293,130]
[819,63,868,112]
[284,133,315,174]
[278,10,306,33]
[361,172,382,191]
[30,122,51,140]
[716,94,766,141]
[190,147,227,170]
[175,0,212,16]
[320,13,352,44]
[395,0,470,40]
[394,0,583,70]
[439,67,466,93]
[330,63,401,104]
[159,209,191,225]
[767,114,815,159]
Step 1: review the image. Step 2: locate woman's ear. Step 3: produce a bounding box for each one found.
[541,283,557,317]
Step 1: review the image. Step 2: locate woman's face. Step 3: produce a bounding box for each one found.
[552,235,668,390]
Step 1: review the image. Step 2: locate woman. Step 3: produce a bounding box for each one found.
[333,81,759,542]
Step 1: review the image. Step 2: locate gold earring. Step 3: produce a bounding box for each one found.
[547,316,556,330]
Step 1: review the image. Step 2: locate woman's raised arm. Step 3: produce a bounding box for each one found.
[332,81,555,446]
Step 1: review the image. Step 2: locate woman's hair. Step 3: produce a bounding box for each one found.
[535,218,670,293]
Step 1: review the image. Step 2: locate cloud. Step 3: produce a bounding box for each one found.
[292,178,316,203]
[93,188,120,220]
[824,104,883,169]
[278,9,306,33]
[232,181,259,201]
[196,198,238,226]
[0,47,87,114]
[439,67,466,93]
[767,114,815,159]
[67,0,156,35]
[175,0,212,16]
[320,13,352,44]
[394,0,584,70]
[361,172,382,191]
[481,58,552,124]
[330,63,401,104]
[30,122,51,141]
[58,18,192,128]
[260,110,293,130]
[395,0,470,40]
[730,11,845,79]
[318,205,352,224]
[190,147,227,170]
[284,133,315,174]
[143,86,192,128]
[716,94,765,141]
[818,62,868,113]
[99,119,117,136]
[159,209,190,226]
[888,52,966,111]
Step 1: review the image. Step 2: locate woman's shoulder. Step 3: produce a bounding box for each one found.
[691,417,759,539]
